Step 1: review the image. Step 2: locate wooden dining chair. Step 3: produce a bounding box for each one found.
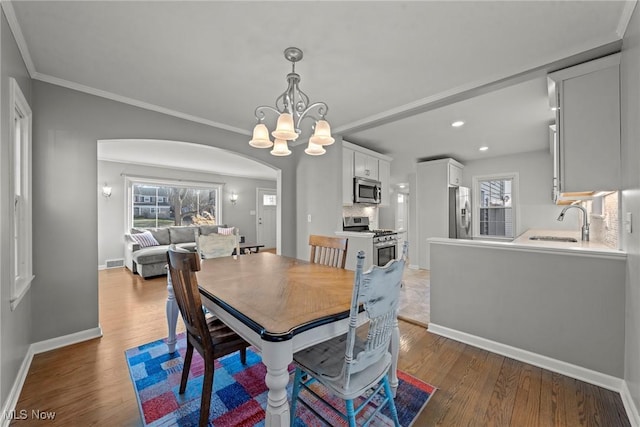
[308,234,349,268]
[166,246,249,427]
[197,228,240,259]
[290,242,408,427]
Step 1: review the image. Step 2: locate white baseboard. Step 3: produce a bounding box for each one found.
[98,264,106,270]
[408,264,420,270]
[621,380,640,427]
[428,323,623,392]
[0,326,103,427]
[30,326,102,354]
[0,347,34,427]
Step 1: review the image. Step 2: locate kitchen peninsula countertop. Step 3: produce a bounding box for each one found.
[429,228,626,259]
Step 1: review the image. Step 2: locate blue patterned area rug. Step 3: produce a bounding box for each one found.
[125,334,436,426]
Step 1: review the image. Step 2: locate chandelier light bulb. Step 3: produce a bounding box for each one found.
[271,139,292,156]
[272,113,298,141]
[249,123,273,148]
[304,141,326,156]
[309,120,335,146]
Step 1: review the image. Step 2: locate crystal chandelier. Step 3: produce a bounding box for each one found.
[249,47,334,156]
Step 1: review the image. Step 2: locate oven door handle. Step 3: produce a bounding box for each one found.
[374,241,397,248]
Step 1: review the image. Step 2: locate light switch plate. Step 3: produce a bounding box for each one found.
[307,214,312,223]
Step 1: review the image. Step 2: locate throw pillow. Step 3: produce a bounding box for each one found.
[130,230,160,248]
[217,227,235,236]
[147,227,171,245]
[199,224,226,236]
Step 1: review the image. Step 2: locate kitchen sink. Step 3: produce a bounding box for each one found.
[529,236,578,242]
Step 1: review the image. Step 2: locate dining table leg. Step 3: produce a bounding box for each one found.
[261,339,293,427]
[166,269,179,353]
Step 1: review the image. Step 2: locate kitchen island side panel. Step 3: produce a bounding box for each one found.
[430,241,625,378]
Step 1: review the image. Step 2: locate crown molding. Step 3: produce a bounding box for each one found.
[33,72,251,136]
[2,1,251,137]
[1,1,36,77]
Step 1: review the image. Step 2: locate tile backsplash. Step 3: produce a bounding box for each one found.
[584,191,619,249]
[342,205,378,229]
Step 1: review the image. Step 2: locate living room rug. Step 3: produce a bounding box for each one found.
[125,334,436,426]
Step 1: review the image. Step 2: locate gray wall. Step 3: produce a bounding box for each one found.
[0,9,32,406]
[97,160,276,267]
[462,149,569,235]
[431,241,626,377]
[31,80,298,343]
[621,2,640,417]
[295,136,344,261]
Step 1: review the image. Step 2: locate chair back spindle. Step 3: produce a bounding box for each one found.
[309,235,349,268]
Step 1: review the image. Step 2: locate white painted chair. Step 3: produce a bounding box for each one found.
[290,242,408,427]
[196,228,240,259]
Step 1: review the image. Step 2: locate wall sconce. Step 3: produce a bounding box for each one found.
[102,183,112,198]
[230,192,238,205]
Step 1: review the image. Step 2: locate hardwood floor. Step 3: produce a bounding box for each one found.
[13,267,629,426]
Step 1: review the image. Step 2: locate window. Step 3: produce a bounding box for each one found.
[10,79,33,310]
[126,177,222,229]
[473,173,518,239]
[263,194,277,206]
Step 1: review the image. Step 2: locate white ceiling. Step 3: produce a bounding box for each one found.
[5,1,636,184]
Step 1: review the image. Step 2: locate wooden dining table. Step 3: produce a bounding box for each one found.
[165,251,400,427]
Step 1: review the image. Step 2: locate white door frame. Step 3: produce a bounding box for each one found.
[256,186,278,253]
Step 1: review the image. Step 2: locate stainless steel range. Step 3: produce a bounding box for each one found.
[343,216,399,266]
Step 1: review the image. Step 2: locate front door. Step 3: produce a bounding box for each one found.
[257,188,277,250]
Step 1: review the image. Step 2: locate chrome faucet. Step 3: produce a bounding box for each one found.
[557,205,590,241]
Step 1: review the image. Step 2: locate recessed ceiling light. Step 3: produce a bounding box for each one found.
[451,120,465,128]
[479,146,489,151]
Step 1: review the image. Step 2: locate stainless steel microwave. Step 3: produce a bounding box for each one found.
[354,177,381,204]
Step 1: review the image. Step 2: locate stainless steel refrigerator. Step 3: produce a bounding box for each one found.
[449,186,472,239]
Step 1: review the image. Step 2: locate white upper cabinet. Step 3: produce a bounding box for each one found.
[548,53,621,193]
[448,162,462,187]
[354,151,379,180]
[343,141,392,206]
